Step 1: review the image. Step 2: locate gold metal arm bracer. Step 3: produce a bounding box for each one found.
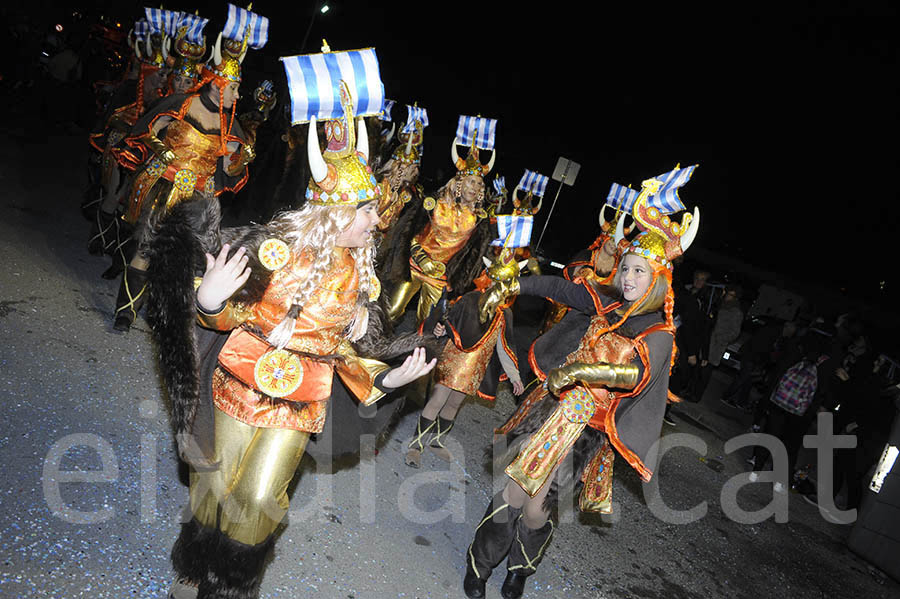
[547,361,640,395]
[143,133,176,165]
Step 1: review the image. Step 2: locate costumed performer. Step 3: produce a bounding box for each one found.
[382,117,496,324]
[86,18,171,256]
[156,72,436,598]
[375,105,426,233]
[461,167,700,599]
[405,234,527,468]
[111,8,267,332]
[537,188,636,336]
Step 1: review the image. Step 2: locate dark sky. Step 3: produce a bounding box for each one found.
[53,3,900,300]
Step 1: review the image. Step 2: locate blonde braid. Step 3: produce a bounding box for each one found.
[266,204,377,348]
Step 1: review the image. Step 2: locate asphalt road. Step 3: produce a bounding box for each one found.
[0,117,897,598]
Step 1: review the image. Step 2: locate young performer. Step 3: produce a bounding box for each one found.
[383,122,495,325]
[157,75,436,598]
[112,11,265,331]
[463,168,699,599]
[405,239,526,467]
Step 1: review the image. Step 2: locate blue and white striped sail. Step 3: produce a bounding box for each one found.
[176,11,208,45]
[491,215,534,248]
[648,164,697,214]
[223,3,269,49]
[144,7,179,36]
[456,115,497,151]
[517,170,549,198]
[403,105,429,133]
[492,176,507,196]
[133,19,150,42]
[606,182,638,213]
[379,99,395,122]
[281,48,385,125]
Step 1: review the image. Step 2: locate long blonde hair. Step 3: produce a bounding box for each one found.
[265,203,376,348]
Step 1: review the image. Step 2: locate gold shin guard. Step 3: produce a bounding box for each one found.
[190,409,310,546]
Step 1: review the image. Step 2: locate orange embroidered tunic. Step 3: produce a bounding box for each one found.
[124,119,221,223]
[498,275,673,508]
[412,199,478,280]
[376,179,416,231]
[199,247,388,432]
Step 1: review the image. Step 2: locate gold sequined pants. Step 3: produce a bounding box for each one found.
[387,277,443,324]
[189,408,310,546]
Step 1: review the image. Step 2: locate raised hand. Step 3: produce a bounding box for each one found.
[196,244,251,312]
[382,347,437,389]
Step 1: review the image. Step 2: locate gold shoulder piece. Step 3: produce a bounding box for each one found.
[258,238,290,271]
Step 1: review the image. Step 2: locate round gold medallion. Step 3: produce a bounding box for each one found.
[423,196,436,211]
[258,238,290,271]
[560,387,596,424]
[254,349,304,398]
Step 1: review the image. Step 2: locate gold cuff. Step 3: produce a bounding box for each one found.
[566,361,640,390]
[144,133,174,164]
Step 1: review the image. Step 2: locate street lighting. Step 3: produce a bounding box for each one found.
[301,3,331,51]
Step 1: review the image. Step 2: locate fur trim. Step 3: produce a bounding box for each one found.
[351,299,443,360]
[378,199,429,284]
[446,218,491,294]
[171,518,217,586]
[218,224,278,306]
[199,530,274,599]
[144,197,221,438]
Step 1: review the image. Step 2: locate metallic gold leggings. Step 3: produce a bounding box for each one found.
[386,277,443,324]
[189,408,310,546]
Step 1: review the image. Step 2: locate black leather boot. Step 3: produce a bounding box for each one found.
[113,266,148,332]
[464,493,522,598]
[500,518,554,599]
[428,416,455,461]
[405,414,436,468]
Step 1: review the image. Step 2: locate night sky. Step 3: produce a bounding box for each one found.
[49,4,900,304]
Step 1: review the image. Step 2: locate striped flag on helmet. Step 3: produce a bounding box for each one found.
[379,99,395,122]
[281,48,385,124]
[456,116,497,150]
[517,170,549,198]
[606,182,638,212]
[144,8,179,36]
[492,176,507,196]
[403,105,429,134]
[133,19,151,42]
[647,164,698,214]
[176,11,208,45]
[491,215,534,248]
[223,3,269,49]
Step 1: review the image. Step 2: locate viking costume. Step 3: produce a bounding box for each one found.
[462,167,700,599]
[86,19,170,257]
[167,12,208,95]
[383,128,495,324]
[405,244,524,467]
[537,198,636,336]
[111,16,261,332]
[158,53,417,596]
[376,118,424,232]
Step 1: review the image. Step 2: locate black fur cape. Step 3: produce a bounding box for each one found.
[145,197,441,466]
